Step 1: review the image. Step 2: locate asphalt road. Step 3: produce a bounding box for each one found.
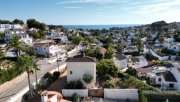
[0,49,79,102]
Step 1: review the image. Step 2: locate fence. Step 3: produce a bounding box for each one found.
[62,89,88,97]
[104,89,139,100]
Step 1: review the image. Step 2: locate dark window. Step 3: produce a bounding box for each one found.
[158,78,161,81]
[169,83,174,88]
[70,71,72,75]
[174,47,176,49]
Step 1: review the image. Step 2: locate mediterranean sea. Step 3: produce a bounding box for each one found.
[63,24,142,30]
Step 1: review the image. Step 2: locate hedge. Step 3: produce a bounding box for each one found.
[143,91,180,102]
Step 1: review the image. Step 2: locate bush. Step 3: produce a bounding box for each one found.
[146,53,158,61]
[124,51,140,56]
[83,74,93,84]
[103,80,115,88]
[43,72,53,79]
[53,71,60,79]
[143,91,180,102]
[139,90,148,102]
[65,80,84,89]
[72,93,81,102]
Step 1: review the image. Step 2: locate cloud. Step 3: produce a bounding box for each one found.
[57,0,125,5]
[63,6,83,9]
[133,0,180,15]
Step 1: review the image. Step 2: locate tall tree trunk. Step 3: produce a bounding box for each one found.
[27,72,32,97]
[35,68,38,87]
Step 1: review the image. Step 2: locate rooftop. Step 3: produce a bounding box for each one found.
[115,54,126,61]
[66,55,95,62]
[162,71,177,82]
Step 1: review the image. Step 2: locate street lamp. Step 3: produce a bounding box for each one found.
[55,52,60,71]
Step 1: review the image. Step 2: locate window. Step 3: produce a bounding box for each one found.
[174,47,176,49]
[69,71,73,74]
[158,78,161,81]
[169,83,174,88]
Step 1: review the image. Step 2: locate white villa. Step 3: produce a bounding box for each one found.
[113,54,127,69]
[167,43,180,52]
[4,28,33,45]
[46,31,69,44]
[0,24,23,32]
[128,56,148,68]
[153,62,180,90]
[123,46,138,53]
[33,40,63,57]
[66,56,96,88]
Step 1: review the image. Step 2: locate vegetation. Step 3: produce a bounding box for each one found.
[125,68,137,77]
[70,36,83,45]
[27,19,46,31]
[96,60,118,80]
[146,53,158,61]
[13,19,24,25]
[144,91,180,102]
[6,36,28,58]
[124,51,140,56]
[30,30,45,39]
[72,93,81,102]
[83,47,103,60]
[150,21,168,31]
[161,47,178,55]
[18,55,38,96]
[65,80,84,89]
[104,47,115,59]
[115,44,123,52]
[139,90,148,102]
[83,74,93,84]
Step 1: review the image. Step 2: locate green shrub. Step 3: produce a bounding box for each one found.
[146,53,158,61]
[124,51,140,56]
[65,80,84,89]
[53,71,60,79]
[83,74,93,84]
[143,91,180,102]
[103,80,115,88]
[72,93,81,102]
[43,72,53,79]
[139,90,148,102]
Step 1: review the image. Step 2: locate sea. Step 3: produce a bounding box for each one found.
[63,24,142,30]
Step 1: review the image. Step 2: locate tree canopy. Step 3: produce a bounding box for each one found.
[104,47,115,59]
[96,60,118,79]
[27,19,46,31]
[13,19,24,25]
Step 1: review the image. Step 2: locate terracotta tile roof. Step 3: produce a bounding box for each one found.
[162,71,177,82]
[33,42,55,48]
[66,55,95,62]
[115,54,126,61]
[136,68,150,74]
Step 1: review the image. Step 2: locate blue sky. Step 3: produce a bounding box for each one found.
[0,0,180,25]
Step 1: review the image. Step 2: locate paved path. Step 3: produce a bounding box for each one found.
[0,49,79,102]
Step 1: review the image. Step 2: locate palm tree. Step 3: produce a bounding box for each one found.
[18,55,37,96]
[6,36,27,58]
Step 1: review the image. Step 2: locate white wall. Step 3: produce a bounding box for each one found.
[62,89,88,97]
[113,57,127,69]
[150,49,169,61]
[104,89,139,100]
[67,62,96,88]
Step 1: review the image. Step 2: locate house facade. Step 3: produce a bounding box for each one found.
[33,41,62,57]
[66,56,96,88]
[47,31,69,44]
[0,24,23,32]
[4,28,33,45]
[113,54,127,69]
[128,56,148,68]
[168,43,180,52]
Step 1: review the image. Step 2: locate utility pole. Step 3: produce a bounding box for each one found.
[55,53,60,71]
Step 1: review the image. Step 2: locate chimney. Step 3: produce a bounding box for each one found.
[41,91,48,102]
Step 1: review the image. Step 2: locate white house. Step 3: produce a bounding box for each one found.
[0,24,23,32]
[167,43,180,52]
[47,31,69,44]
[153,62,180,90]
[128,56,148,68]
[4,29,33,45]
[113,54,127,69]
[123,46,138,53]
[33,41,62,57]
[66,56,96,88]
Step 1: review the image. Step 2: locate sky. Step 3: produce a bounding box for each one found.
[0,0,180,25]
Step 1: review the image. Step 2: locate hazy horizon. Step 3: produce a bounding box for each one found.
[1,0,180,25]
